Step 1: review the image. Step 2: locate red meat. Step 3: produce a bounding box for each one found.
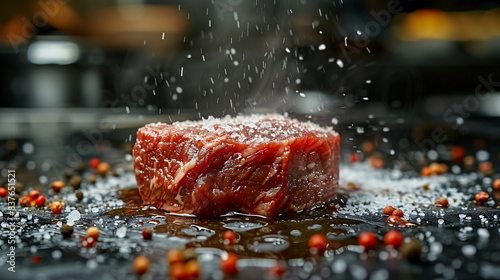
[133,114,340,218]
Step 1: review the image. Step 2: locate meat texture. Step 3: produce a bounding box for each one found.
[133,114,340,218]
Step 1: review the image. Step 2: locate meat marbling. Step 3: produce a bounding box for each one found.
[133,114,340,218]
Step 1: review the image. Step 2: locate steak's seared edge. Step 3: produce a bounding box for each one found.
[133,115,340,218]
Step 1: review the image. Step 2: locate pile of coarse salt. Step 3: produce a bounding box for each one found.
[155,114,338,144]
[338,163,474,218]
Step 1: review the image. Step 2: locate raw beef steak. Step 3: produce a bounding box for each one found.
[133,114,340,218]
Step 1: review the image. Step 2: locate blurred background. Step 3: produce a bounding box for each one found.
[1,0,500,153]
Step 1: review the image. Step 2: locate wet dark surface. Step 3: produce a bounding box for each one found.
[1,117,500,280]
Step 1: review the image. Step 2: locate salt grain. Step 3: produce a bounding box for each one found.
[116,226,127,238]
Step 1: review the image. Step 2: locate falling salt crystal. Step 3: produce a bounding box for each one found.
[350,264,368,280]
[356,30,362,35]
[172,94,178,101]
[332,259,347,274]
[428,150,438,161]
[295,78,301,84]
[22,142,35,154]
[299,92,306,98]
[371,269,389,280]
[116,226,127,238]
[162,32,165,40]
[365,80,372,84]
[461,245,476,257]
[318,44,326,50]
[87,259,98,270]
[476,150,489,162]
[331,118,338,125]
[285,47,291,53]
[26,161,36,170]
[477,228,489,239]
[52,250,62,259]
[430,242,443,255]
[176,87,183,94]
[336,59,344,68]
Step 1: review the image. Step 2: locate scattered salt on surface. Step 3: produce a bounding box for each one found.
[339,163,473,218]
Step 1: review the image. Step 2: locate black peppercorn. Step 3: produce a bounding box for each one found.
[69,176,82,190]
[60,224,74,238]
[75,190,83,201]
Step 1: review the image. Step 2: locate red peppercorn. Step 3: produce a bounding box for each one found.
[223,230,237,245]
[368,157,385,169]
[362,141,375,154]
[89,157,100,169]
[132,255,150,276]
[452,146,465,164]
[35,195,46,207]
[50,201,63,214]
[166,249,184,265]
[421,166,431,176]
[383,206,396,216]
[350,153,360,163]
[475,191,489,204]
[170,262,188,280]
[308,234,328,255]
[50,181,65,193]
[81,237,96,248]
[267,263,286,278]
[86,226,100,240]
[392,209,404,217]
[383,230,403,248]
[435,197,449,207]
[142,228,153,240]
[493,179,500,191]
[29,190,41,201]
[358,232,378,251]
[184,259,201,279]
[19,195,30,207]
[220,252,238,275]
[31,255,42,264]
[97,162,110,176]
[387,215,404,225]
[478,161,492,173]
[0,187,7,198]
